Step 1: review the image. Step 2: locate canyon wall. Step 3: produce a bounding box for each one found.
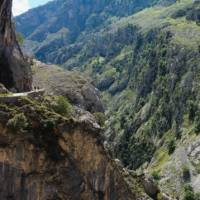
[0,114,141,200]
[0,0,31,91]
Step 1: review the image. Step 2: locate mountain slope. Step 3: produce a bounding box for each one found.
[0,2,150,199]
[15,0,163,63]
[15,0,200,198]
[77,1,200,198]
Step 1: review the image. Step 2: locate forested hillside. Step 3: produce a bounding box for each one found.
[0,1,147,199]
[15,0,200,199]
[15,0,166,62]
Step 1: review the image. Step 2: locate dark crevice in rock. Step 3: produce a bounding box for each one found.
[0,52,14,88]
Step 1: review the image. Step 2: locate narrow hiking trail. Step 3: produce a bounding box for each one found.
[0,89,45,103]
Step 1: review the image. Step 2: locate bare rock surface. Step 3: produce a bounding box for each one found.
[32,60,104,113]
[0,97,147,200]
[149,135,200,198]
[0,0,32,91]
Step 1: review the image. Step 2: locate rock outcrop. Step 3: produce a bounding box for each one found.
[0,2,148,199]
[0,0,32,91]
[0,96,146,200]
[32,60,104,113]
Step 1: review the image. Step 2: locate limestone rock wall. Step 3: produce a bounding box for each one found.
[0,0,32,91]
[0,121,137,200]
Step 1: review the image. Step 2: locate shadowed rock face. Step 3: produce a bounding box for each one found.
[0,0,32,91]
[0,120,137,200]
[0,93,145,199]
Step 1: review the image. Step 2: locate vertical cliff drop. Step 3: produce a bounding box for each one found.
[0,0,32,91]
[0,1,151,200]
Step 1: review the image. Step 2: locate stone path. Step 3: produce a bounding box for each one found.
[0,89,45,103]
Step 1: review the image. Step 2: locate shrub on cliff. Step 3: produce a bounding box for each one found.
[7,113,28,132]
[52,96,73,118]
[93,112,106,126]
[195,193,200,200]
[157,192,163,200]
[194,110,200,134]
[183,185,195,200]
[151,171,161,181]
[182,165,190,181]
[167,139,176,155]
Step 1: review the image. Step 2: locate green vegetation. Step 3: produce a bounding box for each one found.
[183,185,200,200]
[150,148,170,172]
[0,95,76,161]
[195,163,200,174]
[7,113,28,132]
[196,193,200,200]
[194,110,200,134]
[16,32,24,44]
[15,0,200,196]
[157,192,163,200]
[151,171,161,181]
[16,0,161,63]
[93,112,106,127]
[183,185,195,200]
[167,139,176,154]
[182,165,190,181]
[16,0,200,173]
[52,96,73,118]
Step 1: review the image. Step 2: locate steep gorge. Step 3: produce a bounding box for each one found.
[0,101,139,200]
[0,1,154,199]
[15,0,200,199]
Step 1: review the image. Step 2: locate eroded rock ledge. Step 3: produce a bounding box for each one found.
[0,96,148,200]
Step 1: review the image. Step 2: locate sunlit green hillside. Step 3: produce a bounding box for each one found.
[16,0,200,198]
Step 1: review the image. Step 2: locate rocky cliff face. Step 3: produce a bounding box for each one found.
[0,96,147,200]
[0,124,132,200]
[0,0,31,91]
[15,0,200,198]
[32,60,104,113]
[0,2,148,197]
